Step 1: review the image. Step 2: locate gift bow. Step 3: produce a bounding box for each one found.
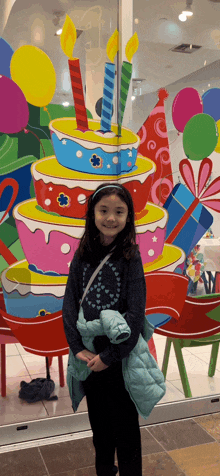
[180,158,220,213]
[166,158,220,245]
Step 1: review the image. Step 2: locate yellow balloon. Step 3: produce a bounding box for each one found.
[10,45,56,107]
[215,119,220,153]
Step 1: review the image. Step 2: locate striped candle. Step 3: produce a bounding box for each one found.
[118,32,139,136]
[118,61,132,136]
[60,15,88,131]
[100,29,119,132]
[100,63,115,132]
[68,58,88,131]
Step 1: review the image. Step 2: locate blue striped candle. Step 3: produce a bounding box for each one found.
[100,62,115,132]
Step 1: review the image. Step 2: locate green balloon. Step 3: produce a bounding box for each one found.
[183,113,218,161]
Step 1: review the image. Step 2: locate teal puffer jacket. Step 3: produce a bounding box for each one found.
[67,308,166,419]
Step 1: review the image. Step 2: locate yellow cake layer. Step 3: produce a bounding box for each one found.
[50,118,139,146]
[5,260,67,285]
[14,199,85,227]
[33,155,155,181]
[143,244,184,273]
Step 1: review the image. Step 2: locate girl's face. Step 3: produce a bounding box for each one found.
[94,194,129,245]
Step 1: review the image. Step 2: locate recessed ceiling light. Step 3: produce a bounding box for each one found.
[62,101,70,107]
[178,13,187,22]
[56,29,62,36]
[131,96,136,101]
[134,18,139,24]
[208,84,211,87]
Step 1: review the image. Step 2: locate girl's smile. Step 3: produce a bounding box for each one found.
[94,194,129,245]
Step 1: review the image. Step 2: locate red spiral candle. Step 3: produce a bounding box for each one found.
[61,15,88,131]
[68,58,88,131]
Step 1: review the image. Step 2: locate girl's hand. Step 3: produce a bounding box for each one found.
[76,349,97,363]
[87,354,109,372]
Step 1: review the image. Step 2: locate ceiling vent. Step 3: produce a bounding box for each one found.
[171,44,202,53]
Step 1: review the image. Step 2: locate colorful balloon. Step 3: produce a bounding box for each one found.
[202,88,220,122]
[183,113,218,161]
[172,87,203,133]
[0,75,29,134]
[0,38,13,78]
[10,45,56,107]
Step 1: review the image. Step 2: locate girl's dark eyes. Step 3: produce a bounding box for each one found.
[100,210,123,215]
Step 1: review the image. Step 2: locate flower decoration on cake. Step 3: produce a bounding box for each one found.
[37,309,51,317]
[90,154,103,169]
[57,192,70,208]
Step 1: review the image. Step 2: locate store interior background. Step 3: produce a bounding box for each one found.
[1,0,220,428]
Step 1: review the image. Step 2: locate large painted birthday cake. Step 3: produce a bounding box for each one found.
[2,117,185,318]
[1,18,186,320]
[12,123,185,278]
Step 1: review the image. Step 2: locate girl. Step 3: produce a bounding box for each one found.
[62,183,146,476]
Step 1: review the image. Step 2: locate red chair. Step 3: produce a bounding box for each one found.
[155,293,220,397]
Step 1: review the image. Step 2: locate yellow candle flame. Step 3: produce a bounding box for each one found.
[60,14,77,59]
[106,29,119,63]
[125,32,139,63]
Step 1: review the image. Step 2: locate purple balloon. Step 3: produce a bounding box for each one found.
[172,87,203,133]
[0,75,29,133]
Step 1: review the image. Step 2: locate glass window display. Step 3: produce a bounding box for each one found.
[1,0,220,447]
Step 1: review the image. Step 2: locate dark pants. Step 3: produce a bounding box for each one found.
[82,362,142,476]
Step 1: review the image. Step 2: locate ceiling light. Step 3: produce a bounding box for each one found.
[178,13,187,22]
[62,101,70,107]
[134,18,139,24]
[56,28,62,36]
[131,95,136,101]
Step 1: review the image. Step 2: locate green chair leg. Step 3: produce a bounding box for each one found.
[173,339,192,398]
[208,342,220,377]
[162,338,172,379]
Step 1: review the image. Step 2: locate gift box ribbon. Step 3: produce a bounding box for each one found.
[166,158,220,244]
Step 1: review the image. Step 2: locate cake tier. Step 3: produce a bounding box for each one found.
[143,243,185,273]
[49,118,140,175]
[1,259,67,318]
[13,199,84,276]
[32,155,156,218]
[14,200,168,275]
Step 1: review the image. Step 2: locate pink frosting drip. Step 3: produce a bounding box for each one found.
[16,220,80,275]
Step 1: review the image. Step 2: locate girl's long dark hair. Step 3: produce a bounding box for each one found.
[77,183,138,262]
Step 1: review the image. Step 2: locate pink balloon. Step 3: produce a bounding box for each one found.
[172,87,203,133]
[0,74,29,133]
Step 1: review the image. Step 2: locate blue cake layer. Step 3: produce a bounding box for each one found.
[51,133,137,175]
[2,288,64,318]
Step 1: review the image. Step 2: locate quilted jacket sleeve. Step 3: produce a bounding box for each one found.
[62,252,85,356]
[99,252,146,366]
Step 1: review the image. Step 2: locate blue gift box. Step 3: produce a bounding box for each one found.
[163,183,213,257]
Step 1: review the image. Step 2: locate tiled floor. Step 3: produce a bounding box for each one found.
[1,413,220,475]
[1,331,220,425]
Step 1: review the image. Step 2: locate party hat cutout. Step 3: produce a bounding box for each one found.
[137,88,173,206]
